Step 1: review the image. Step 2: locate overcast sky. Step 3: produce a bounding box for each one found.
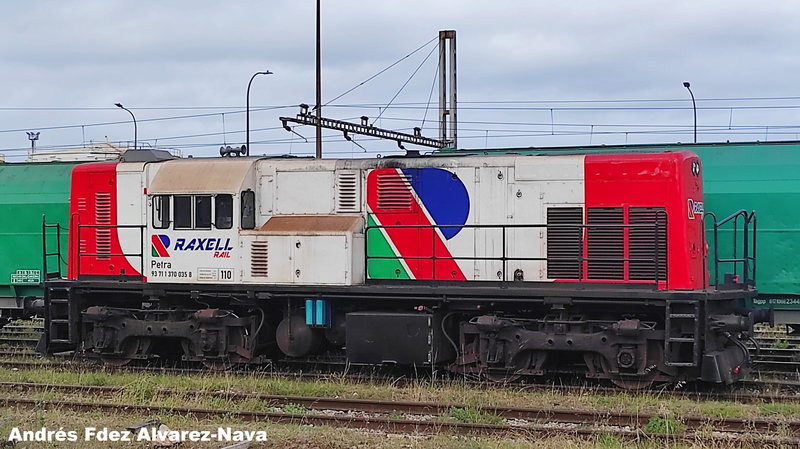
[2,1,799,159]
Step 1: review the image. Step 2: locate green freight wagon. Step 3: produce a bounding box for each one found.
[439,141,800,329]
[0,162,75,321]
[693,141,800,328]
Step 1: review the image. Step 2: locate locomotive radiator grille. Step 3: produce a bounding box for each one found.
[95,192,111,260]
[546,207,583,279]
[250,240,269,278]
[629,207,667,280]
[587,207,624,280]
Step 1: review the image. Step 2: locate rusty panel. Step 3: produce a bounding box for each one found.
[148,158,255,193]
[256,215,363,235]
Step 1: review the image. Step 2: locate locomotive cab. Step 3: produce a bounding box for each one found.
[143,158,256,284]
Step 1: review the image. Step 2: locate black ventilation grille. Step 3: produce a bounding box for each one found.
[629,207,667,281]
[587,208,624,280]
[546,207,583,279]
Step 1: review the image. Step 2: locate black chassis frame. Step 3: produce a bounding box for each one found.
[43,278,756,383]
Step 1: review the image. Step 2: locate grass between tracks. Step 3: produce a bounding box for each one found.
[0,407,781,449]
[0,365,799,423]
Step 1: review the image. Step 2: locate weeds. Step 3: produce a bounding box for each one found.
[761,402,800,416]
[446,407,505,425]
[596,433,624,449]
[643,415,684,434]
[281,403,308,414]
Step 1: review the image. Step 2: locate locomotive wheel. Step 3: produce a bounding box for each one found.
[276,313,322,358]
[600,342,665,390]
[482,350,542,383]
[101,337,152,367]
[201,326,250,371]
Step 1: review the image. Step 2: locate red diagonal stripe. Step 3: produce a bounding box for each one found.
[151,235,169,257]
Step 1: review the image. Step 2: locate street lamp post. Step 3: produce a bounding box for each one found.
[683,82,697,143]
[114,103,137,150]
[246,70,273,156]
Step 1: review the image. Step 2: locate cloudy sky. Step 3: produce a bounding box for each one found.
[2,1,799,159]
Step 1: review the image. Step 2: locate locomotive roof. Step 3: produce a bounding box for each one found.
[148,157,255,194]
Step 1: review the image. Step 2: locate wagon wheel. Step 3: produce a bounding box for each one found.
[201,327,251,371]
[101,337,152,367]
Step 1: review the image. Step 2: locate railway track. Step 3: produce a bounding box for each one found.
[0,358,799,405]
[0,318,43,348]
[1,381,799,445]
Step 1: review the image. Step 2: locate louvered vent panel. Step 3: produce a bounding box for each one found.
[77,197,88,212]
[336,171,359,212]
[629,207,667,281]
[546,207,583,279]
[376,171,413,211]
[251,241,269,278]
[587,208,624,280]
[95,192,112,260]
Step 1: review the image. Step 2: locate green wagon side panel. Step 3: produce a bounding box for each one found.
[692,142,800,310]
[0,162,76,300]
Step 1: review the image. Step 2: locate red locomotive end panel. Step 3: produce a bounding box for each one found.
[67,162,140,279]
[584,151,705,290]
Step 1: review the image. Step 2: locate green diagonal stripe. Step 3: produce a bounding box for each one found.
[366,214,409,279]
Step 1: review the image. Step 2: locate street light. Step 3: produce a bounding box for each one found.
[246,70,273,156]
[683,82,697,143]
[114,103,137,150]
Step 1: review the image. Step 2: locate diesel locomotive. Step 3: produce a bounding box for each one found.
[41,150,765,388]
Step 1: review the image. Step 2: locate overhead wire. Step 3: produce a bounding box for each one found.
[373,42,439,124]
[322,36,438,107]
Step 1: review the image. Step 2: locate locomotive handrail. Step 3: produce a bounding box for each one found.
[365,220,668,287]
[75,223,146,280]
[704,209,756,289]
[41,215,64,281]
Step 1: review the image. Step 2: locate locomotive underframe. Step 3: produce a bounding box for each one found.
[43,279,757,387]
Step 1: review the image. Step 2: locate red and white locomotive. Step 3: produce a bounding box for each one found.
[43,149,763,387]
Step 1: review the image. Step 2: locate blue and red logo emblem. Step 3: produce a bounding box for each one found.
[151,235,171,257]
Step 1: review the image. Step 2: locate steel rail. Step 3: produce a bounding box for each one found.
[1,381,799,436]
[0,359,799,404]
[2,396,800,445]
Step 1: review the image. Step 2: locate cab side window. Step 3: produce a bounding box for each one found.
[195,195,212,229]
[241,190,255,230]
[152,195,171,229]
[174,196,192,229]
[215,194,233,229]
[152,194,238,230]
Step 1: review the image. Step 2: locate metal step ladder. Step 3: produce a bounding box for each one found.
[44,285,77,350]
[664,299,702,367]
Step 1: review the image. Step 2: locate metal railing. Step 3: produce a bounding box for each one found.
[75,222,146,279]
[41,216,64,281]
[704,210,756,288]
[365,219,668,287]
